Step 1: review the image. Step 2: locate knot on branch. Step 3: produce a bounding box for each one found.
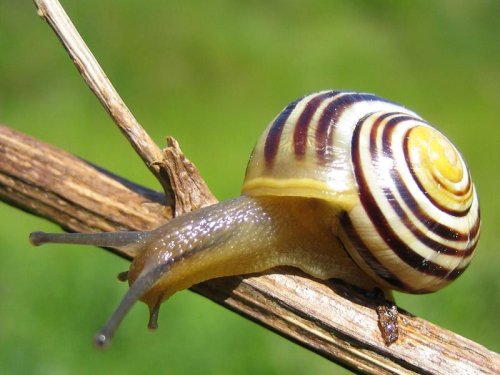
[157,136,218,216]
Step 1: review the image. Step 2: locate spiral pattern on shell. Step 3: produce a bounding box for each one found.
[242,90,480,293]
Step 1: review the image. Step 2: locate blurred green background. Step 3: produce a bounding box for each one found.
[1,1,499,374]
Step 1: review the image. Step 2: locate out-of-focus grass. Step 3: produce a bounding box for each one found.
[0,1,498,374]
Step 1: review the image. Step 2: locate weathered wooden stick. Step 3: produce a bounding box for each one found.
[1,125,498,374]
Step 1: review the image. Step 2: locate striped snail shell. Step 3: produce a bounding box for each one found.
[30,90,481,347]
[243,90,480,293]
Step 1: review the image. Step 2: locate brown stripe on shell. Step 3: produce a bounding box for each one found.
[352,114,461,280]
[339,212,412,291]
[444,263,470,281]
[315,93,393,162]
[293,91,338,159]
[313,90,342,159]
[264,96,302,165]
[403,128,473,216]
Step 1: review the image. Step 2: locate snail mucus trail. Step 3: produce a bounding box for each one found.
[29,90,480,348]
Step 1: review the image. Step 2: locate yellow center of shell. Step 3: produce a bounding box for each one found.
[410,126,463,184]
[407,125,471,210]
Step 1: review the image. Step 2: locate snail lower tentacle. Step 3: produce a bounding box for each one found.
[93,263,170,348]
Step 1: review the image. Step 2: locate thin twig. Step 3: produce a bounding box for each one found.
[0,125,498,374]
[33,0,217,212]
[33,0,162,178]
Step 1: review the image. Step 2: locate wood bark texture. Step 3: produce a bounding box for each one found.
[1,124,498,374]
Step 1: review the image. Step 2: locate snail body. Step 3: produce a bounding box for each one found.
[29,90,480,347]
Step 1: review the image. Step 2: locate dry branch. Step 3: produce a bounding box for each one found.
[0,0,495,373]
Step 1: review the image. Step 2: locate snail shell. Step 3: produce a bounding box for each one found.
[243,90,480,293]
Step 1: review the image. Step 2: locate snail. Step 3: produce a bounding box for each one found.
[29,90,480,348]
